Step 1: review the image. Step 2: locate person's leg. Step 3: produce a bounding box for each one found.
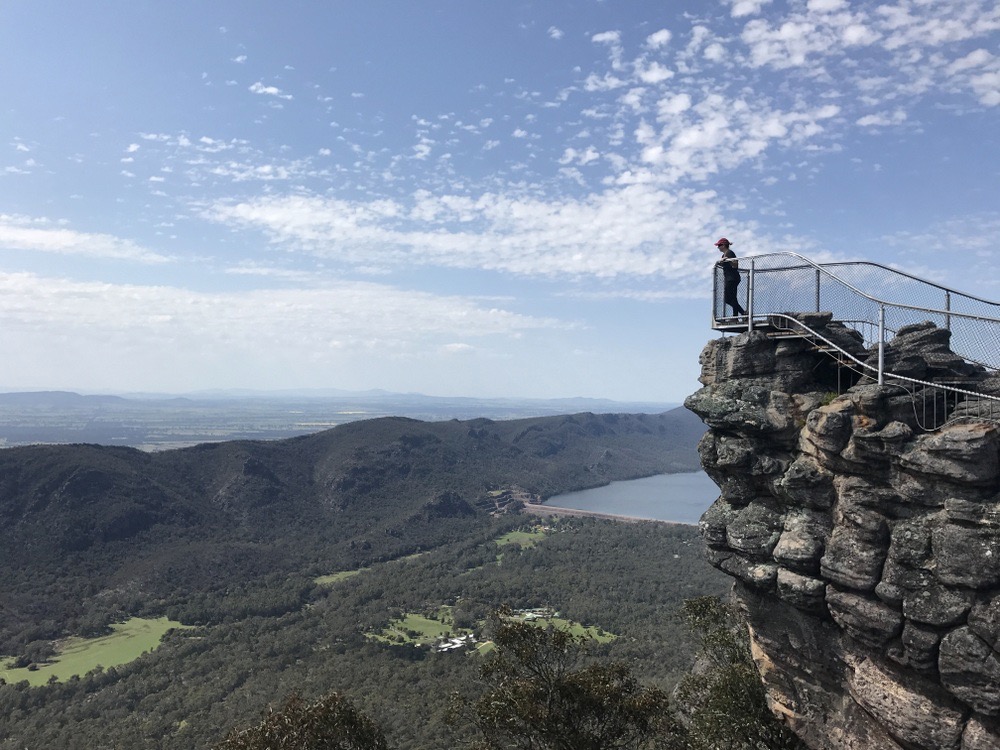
[724,284,746,317]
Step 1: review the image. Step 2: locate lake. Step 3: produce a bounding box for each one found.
[543,471,719,524]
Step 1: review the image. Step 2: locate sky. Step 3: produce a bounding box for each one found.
[1,0,998,403]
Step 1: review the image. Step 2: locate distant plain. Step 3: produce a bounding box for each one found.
[0,390,677,450]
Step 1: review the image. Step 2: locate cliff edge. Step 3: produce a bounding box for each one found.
[685,317,1000,750]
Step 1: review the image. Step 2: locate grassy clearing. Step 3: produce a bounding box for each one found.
[495,527,547,549]
[522,616,617,643]
[0,617,188,687]
[314,569,366,586]
[367,604,616,651]
[368,606,471,646]
[315,552,429,586]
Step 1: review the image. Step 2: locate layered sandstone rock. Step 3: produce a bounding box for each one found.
[686,318,1000,750]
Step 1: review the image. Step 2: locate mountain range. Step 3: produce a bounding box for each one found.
[0,407,704,654]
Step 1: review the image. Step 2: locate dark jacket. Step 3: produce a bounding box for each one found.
[718,248,740,284]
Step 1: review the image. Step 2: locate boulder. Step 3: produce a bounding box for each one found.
[847,655,966,750]
[826,586,903,649]
[939,627,1000,716]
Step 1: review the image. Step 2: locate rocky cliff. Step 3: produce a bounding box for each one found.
[685,315,1000,750]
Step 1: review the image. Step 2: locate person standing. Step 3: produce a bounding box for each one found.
[715,237,746,319]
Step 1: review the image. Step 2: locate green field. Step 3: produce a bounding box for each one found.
[521,616,616,643]
[0,617,187,687]
[367,603,616,650]
[369,606,470,646]
[314,569,366,585]
[316,552,430,586]
[495,527,548,549]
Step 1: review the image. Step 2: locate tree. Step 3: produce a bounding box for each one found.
[454,610,674,750]
[668,596,805,750]
[213,691,389,750]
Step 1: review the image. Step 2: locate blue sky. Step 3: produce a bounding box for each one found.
[1,0,997,402]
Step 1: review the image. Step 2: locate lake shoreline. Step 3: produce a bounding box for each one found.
[535,470,718,525]
[522,502,698,526]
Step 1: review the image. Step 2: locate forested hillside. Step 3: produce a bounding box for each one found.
[0,408,721,748]
[0,518,728,749]
[0,409,702,649]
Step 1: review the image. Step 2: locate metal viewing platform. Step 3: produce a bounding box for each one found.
[712,252,1000,429]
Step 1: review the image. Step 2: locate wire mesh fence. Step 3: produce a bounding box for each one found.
[713,253,1000,372]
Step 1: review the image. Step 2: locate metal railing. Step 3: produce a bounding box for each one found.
[764,313,1000,430]
[712,252,1000,429]
[713,252,1000,382]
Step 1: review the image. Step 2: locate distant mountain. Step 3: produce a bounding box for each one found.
[132,387,678,411]
[0,389,680,449]
[0,408,704,652]
[0,390,129,406]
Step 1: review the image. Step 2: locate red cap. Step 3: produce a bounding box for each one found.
[714,237,731,247]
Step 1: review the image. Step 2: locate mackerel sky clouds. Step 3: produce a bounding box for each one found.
[1,0,998,401]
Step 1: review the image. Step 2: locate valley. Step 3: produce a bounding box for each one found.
[0,407,725,749]
[0,516,727,749]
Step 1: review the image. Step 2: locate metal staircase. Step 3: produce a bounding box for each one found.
[711,252,1000,430]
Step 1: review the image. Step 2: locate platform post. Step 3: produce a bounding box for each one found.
[878,305,885,385]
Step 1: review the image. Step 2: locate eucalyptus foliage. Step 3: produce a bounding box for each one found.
[214,692,389,750]
[669,597,805,750]
[453,611,675,750]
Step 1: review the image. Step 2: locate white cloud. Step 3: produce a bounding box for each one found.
[205,185,729,283]
[0,215,170,263]
[728,0,774,18]
[878,2,1000,51]
[807,0,846,12]
[592,30,624,71]
[856,110,907,127]
[232,54,247,63]
[970,71,1000,106]
[249,81,293,100]
[646,29,672,49]
[704,43,725,62]
[948,48,995,74]
[413,138,433,159]
[945,49,1000,106]
[741,18,828,69]
[548,26,563,40]
[0,271,562,390]
[197,136,235,153]
[559,146,600,166]
[584,72,627,92]
[657,93,692,117]
[841,23,880,46]
[637,61,674,83]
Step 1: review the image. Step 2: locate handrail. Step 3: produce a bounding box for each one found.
[745,252,1000,308]
[711,252,1000,428]
[713,251,1000,382]
[766,313,1000,430]
[729,252,1000,325]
